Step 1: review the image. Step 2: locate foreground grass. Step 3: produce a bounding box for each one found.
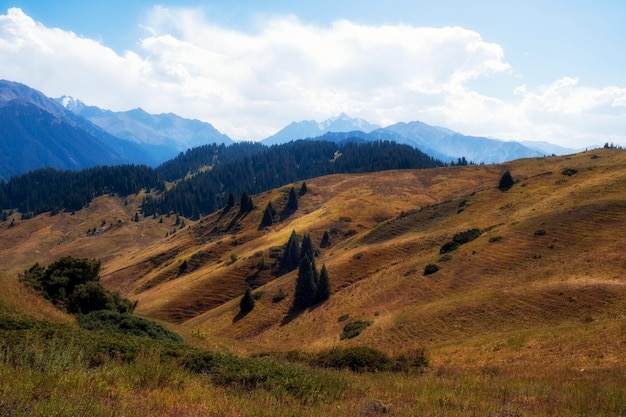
[1,316,624,416]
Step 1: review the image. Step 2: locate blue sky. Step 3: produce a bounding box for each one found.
[2,1,625,146]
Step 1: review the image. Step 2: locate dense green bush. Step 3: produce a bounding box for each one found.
[313,346,391,372]
[340,320,372,340]
[77,310,183,343]
[182,350,346,402]
[18,256,136,314]
[440,228,482,254]
[424,264,440,276]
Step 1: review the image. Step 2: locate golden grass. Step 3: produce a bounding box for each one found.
[2,149,626,415]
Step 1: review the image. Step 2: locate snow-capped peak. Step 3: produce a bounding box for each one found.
[57,95,85,112]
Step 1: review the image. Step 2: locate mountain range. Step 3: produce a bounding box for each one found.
[0,79,579,179]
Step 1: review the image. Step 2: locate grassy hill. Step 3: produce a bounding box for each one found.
[1,148,626,416]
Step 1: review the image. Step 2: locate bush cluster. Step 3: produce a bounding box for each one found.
[439,228,482,254]
[340,320,372,340]
[312,346,428,373]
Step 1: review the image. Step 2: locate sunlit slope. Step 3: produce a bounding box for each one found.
[178,149,626,363]
[2,148,625,371]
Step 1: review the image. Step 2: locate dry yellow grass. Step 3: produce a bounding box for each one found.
[2,148,626,376]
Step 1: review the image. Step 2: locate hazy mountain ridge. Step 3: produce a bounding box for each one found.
[0,80,130,179]
[58,97,234,158]
[1,79,581,179]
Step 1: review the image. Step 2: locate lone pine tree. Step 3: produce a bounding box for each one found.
[498,170,514,191]
[299,181,308,196]
[293,255,318,310]
[239,287,255,313]
[286,186,298,212]
[260,202,275,228]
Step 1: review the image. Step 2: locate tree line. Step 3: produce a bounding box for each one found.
[0,140,444,219]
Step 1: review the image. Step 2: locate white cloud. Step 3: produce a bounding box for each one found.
[0,7,625,147]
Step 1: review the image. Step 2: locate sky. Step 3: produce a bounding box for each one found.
[1,1,625,147]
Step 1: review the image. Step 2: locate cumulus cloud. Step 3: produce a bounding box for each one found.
[0,7,625,147]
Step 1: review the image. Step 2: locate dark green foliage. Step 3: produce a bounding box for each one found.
[423,264,440,275]
[439,241,460,254]
[320,230,331,248]
[293,256,318,310]
[299,234,316,263]
[272,288,286,303]
[0,165,160,215]
[313,346,390,372]
[279,230,301,275]
[141,140,443,219]
[316,264,331,302]
[498,170,515,191]
[340,320,372,340]
[182,350,346,401]
[561,168,578,176]
[19,256,135,314]
[489,236,503,243]
[440,228,482,254]
[259,202,275,228]
[226,192,235,209]
[534,228,547,236]
[239,287,255,313]
[284,186,299,214]
[156,142,267,182]
[299,181,308,196]
[239,191,254,213]
[77,310,183,343]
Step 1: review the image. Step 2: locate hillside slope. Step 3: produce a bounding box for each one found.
[1,149,626,373]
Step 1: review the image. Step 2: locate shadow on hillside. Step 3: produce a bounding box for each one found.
[232,309,249,323]
[280,302,324,327]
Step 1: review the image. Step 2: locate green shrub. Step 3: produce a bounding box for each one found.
[77,310,183,343]
[534,228,547,236]
[424,264,440,276]
[338,314,350,322]
[18,256,136,314]
[182,350,346,402]
[440,228,482,254]
[313,346,391,372]
[498,170,514,191]
[489,236,503,243]
[561,168,578,176]
[272,288,286,303]
[340,320,372,340]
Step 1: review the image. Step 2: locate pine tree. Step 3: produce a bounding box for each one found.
[293,256,317,310]
[320,231,331,248]
[498,171,514,191]
[286,186,298,212]
[300,234,315,265]
[226,192,235,209]
[279,230,301,275]
[239,191,254,213]
[316,264,331,302]
[299,181,308,196]
[239,287,255,313]
[259,203,274,228]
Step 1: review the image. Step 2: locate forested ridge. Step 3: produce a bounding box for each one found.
[0,139,443,219]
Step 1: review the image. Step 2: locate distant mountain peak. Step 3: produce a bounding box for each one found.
[262,113,380,146]
[57,95,86,112]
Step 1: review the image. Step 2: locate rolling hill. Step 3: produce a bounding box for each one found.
[2,148,626,415]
